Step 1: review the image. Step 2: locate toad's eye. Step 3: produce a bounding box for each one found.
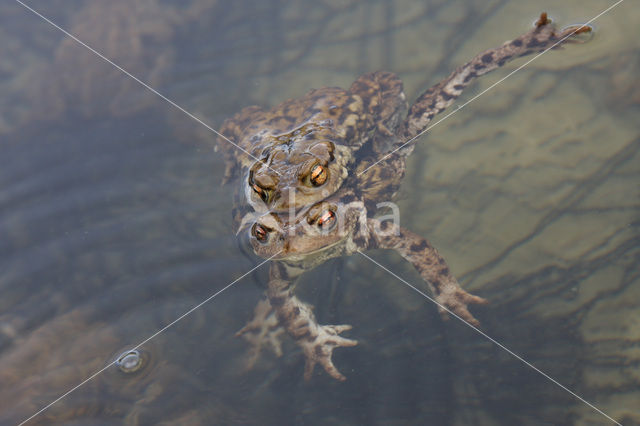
[316,210,336,230]
[251,183,269,203]
[252,223,270,243]
[309,164,327,186]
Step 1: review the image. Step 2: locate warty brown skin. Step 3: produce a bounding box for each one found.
[234,14,592,381]
[217,14,591,214]
[243,188,486,381]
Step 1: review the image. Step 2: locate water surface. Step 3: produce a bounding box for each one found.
[0,0,638,424]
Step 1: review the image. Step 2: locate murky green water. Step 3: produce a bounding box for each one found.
[1,0,638,424]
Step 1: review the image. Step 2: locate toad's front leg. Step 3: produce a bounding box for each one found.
[366,219,487,326]
[236,297,285,370]
[267,262,357,381]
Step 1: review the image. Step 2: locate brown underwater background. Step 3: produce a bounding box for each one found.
[0,0,638,424]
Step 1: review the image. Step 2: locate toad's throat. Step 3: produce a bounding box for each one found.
[275,235,347,266]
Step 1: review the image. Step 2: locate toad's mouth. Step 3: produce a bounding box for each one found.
[272,235,346,262]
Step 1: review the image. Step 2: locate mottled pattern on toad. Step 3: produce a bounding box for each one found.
[218,13,590,215]
[234,14,592,381]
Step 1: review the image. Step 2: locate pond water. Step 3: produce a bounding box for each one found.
[1,0,638,425]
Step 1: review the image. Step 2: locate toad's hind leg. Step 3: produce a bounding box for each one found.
[367,219,487,326]
[400,12,592,145]
[266,263,357,381]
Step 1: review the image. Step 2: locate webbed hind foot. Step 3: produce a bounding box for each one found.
[300,324,357,382]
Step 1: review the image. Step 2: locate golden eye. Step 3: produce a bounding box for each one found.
[252,223,269,243]
[251,183,269,203]
[309,164,327,186]
[316,210,336,230]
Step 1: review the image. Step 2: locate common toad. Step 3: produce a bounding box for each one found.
[217,13,590,214]
[229,14,591,380]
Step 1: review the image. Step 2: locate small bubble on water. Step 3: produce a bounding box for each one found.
[116,349,143,373]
